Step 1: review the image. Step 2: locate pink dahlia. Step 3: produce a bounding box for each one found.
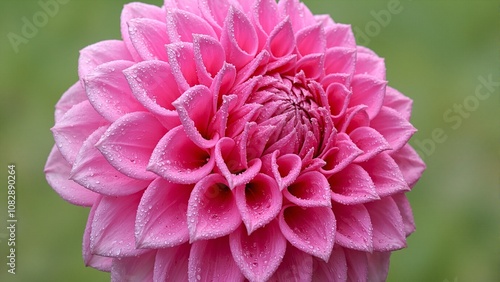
[45,0,425,281]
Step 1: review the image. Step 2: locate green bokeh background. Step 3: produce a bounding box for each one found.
[0,0,498,281]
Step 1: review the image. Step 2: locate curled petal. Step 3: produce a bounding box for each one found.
[323,82,351,119]
[55,81,88,122]
[329,164,379,205]
[189,236,245,282]
[90,192,147,257]
[320,135,363,177]
[312,245,347,282]
[193,34,226,85]
[78,40,133,83]
[230,221,286,282]
[324,47,356,77]
[166,42,198,91]
[265,17,296,59]
[44,145,98,207]
[172,85,218,148]
[344,248,368,281]
[148,125,214,184]
[83,197,113,271]
[120,2,165,61]
[349,74,386,120]
[127,18,169,61]
[354,48,386,80]
[271,152,302,191]
[220,6,258,69]
[279,205,336,261]
[154,244,190,281]
[324,23,356,49]
[111,251,156,281]
[296,23,326,57]
[295,53,324,79]
[283,171,331,207]
[96,112,167,180]
[332,203,373,252]
[365,197,406,251]
[349,126,391,163]
[83,60,146,122]
[278,0,316,32]
[51,101,108,164]
[135,178,192,248]
[360,152,410,197]
[166,9,217,43]
[370,106,417,152]
[234,173,282,234]
[187,174,241,242]
[124,60,182,130]
[269,244,313,282]
[70,126,150,196]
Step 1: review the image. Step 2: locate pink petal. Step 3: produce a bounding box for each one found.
[349,126,391,163]
[96,112,166,180]
[78,40,133,83]
[269,244,313,282]
[323,81,352,119]
[278,0,316,32]
[354,49,386,80]
[124,60,182,130]
[234,50,270,86]
[253,0,279,49]
[360,152,410,197]
[172,85,218,148]
[214,137,262,189]
[120,2,166,61]
[279,205,336,261]
[390,144,426,188]
[265,17,296,58]
[344,248,368,281]
[54,81,88,122]
[166,9,217,43]
[324,23,356,49]
[312,245,348,282]
[370,106,417,152]
[332,203,373,252]
[283,171,331,207]
[83,197,113,271]
[187,174,241,241]
[154,244,190,281]
[127,18,169,61]
[296,23,326,57]
[193,34,225,85]
[234,173,282,234]
[166,42,198,91]
[148,125,214,184]
[135,178,192,248]
[349,74,386,120]
[70,126,150,196]
[229,222,287,282]
[210,61,237,99]
[366,251,391,282]
[111,251,156,281]
[383,86,413,121]
[83,60,146,122]
[189,236,245,281]
[164,0,201,15]
[90,192,147,257]
[320,135,363,176]
[295,53,324,79]
[365,197,406,251]
[271,152,302,191]
[324,47,356,77]
[44,145,98,207]
[338,105,370,134]
[392,193,416,236]
[329,164,379,205]
[198,0,236,35]
[51,101,109,164]
[220,6,258,69]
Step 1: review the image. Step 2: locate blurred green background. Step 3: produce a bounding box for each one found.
[0,0,498,281]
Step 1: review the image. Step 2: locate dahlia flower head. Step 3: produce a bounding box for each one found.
[45,0,426,281]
